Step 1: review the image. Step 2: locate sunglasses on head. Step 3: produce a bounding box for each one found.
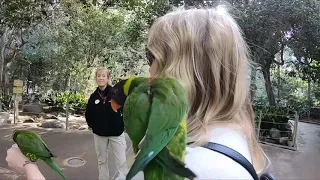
[146,48,155,66]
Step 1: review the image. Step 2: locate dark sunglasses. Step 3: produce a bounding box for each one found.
[146,48,155,66]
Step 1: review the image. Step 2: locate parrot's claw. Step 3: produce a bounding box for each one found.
[12,143,18,148]
[148,77,155,85]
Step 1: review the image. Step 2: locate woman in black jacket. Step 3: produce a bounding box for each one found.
[85,67,127,180]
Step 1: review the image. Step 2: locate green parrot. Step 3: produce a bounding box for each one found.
[110,77,196,180]
[12,130,67,180]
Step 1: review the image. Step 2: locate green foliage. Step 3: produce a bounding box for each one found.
[0,0,49,28]
[253,105,293,138]
[253,105,294,116]
[286,0,320,62]
[253,96,269,107]
[287,61,320,83]
[274,66,318,116]
[2,0,320,115]
[0,94,12,110]
[235,0,320,106]
[18,1,148,94]
[40,91,87,114]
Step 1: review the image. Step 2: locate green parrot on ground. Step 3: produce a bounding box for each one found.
[110,77,196,180]
[12,130,67,180]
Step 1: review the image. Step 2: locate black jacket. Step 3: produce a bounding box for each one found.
[85,86,124,136]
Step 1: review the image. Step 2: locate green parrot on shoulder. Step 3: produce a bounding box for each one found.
[110,77,196,180]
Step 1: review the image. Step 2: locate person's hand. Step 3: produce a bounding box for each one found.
[6,144,29,174]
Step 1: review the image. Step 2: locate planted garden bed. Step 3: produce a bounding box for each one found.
[253,106,298,150]
[40,91,87,115]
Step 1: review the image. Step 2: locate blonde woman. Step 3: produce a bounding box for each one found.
[146,7,268,179]
[5,6,269,180]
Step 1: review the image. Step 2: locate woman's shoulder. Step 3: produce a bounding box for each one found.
[185,127,253,180]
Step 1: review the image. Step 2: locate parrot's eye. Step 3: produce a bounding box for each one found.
[146,48,155,66]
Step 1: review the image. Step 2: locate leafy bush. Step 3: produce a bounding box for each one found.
[40,91,87,114]
[284,94,310,118]
[0,94,12,111]
[253,105,294,138]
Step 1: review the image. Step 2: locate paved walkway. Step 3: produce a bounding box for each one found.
[263,122,320,179]
[0,122,319,179]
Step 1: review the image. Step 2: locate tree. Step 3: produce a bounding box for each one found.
[233,0,320,106]
[18,1,128,93]
[0,0,52,94]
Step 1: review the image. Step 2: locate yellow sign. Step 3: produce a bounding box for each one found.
[13,80,23,87]
[13,87,23,94]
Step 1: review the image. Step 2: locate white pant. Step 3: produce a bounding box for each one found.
[94,133,127,180]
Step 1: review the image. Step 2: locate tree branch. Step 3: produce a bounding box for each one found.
[4,50,17,64]
[4,29,28,64]
[273,42,285,66]
[296,56,313,65]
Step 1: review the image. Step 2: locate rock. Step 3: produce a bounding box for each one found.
[78,125,88,130]
[50,112,59,117]
[23,118,35,123]
[284,123,293,131]
[69,124,81,130]
[269,128,281,139]
[0,112,10,124]
[59,113,66,117]
[43,106,51,113]
[38,120,65,128]
[287,140,294,147]
[22,104,43,114]
[279,137,289,145]
[43,114,59,120]
[50,106,64,113]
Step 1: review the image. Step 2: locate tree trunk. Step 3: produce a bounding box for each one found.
[0,26,21,95]
[64,72,72,91]
[262,67,276,106]
[0,59,11,95]
[308,79,312,119]
[0,26,8,95]
[3,66,9,95]
[250,66,257,100]
[277,64,281,103]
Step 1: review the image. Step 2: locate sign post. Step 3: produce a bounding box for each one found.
[13,79,23,124]
[66,93,69,131]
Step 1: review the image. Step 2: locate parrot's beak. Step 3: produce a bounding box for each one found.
[110,99,122,112]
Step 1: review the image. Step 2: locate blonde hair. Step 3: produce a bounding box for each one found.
[95,67,112,85]
[147,6,267,173]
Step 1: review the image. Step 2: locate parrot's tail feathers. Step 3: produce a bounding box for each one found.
[51,153,57,158]
[126,128,177,180]
[138,135,146,149]
[42,158,67,180]
[155,148,197,179]
[135,149,141,157]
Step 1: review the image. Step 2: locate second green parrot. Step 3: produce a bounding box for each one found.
[111,77,196,180]
[12,130,67,180]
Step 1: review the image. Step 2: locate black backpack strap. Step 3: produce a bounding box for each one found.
[202,142,259,180]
